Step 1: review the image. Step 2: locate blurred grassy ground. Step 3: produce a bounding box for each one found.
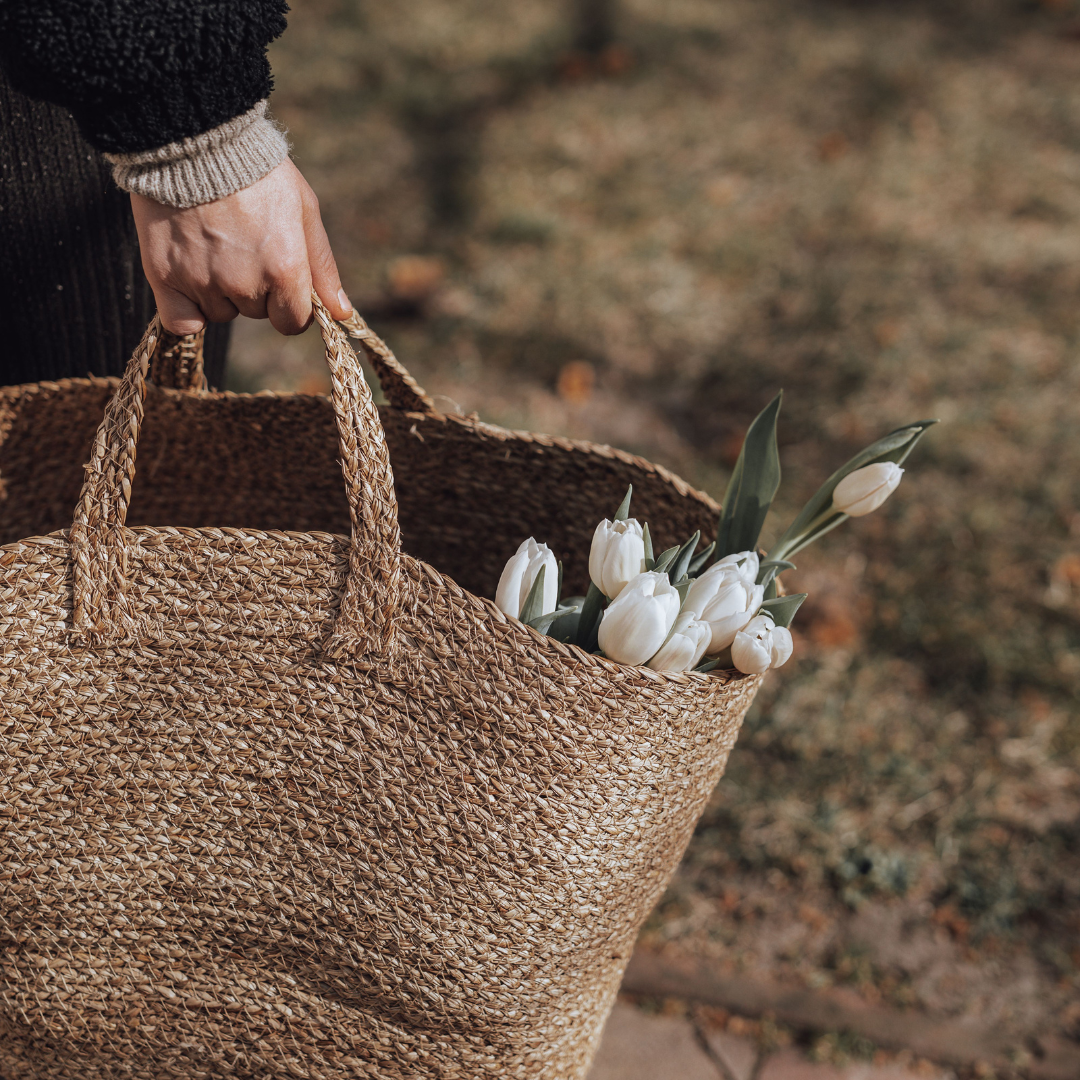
[230,0,1080,1048]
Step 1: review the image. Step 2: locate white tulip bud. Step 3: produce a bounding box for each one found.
[712,549,759,585]
[495,538,558,619]
[597,571,681,666]
[832,462,903,518]
[646,612,712,673]
[731,614,794,675]
[683,562,765,654]
[589,518,647,599]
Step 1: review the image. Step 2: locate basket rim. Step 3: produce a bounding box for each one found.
[0,376,722,518]
[3,526,749,691]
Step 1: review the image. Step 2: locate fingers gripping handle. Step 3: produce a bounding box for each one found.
[70,295,402,659]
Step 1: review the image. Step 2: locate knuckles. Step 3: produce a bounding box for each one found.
[268,257,310,286]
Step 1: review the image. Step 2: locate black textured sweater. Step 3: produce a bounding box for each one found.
[0,0,289,153]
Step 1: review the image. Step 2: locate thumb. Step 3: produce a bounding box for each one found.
[302,194,352,321]
[154,282,207,335]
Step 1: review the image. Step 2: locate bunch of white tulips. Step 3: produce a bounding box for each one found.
[495,394,935,677]
[597,543,790,673]
[497,513,792,674]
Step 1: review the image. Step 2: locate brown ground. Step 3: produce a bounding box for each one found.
[230,0,1080,1061]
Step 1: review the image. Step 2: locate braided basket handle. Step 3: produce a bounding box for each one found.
[70,295,402,660]
[149,328,208,391]
[340,310,437,414]
[145,314,432,407]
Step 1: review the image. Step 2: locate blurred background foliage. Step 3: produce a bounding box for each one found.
[230,0,1080,1044]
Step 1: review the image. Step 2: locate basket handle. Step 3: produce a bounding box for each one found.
[146,313,435,408]
[340,309,437,415]
[149,327,208,391]
[69,294,402,659]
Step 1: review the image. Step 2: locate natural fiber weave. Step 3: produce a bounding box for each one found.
[0,299,762,1079]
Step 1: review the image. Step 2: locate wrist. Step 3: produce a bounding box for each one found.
[105,101,289,210]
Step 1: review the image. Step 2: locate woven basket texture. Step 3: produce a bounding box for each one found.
[0,302,761,1080]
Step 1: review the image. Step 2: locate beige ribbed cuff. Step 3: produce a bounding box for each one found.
[105,101,290,209]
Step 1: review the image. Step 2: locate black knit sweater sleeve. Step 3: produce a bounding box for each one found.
[0,0,289,154]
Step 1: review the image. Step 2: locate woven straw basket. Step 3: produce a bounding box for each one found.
[0,299,762,1080]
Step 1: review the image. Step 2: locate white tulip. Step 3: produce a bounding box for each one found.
[589,518,647,599]
[646,612,712,673]
[495,538,558,620]
[731,614,794,675]
[683,562,765,654]
[712,549,759,585]
[597,571,681,666]
[832,462,903,517]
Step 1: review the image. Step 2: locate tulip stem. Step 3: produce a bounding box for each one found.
[767,419,937,561]
[768,506,841,563]
[757,559,796,589]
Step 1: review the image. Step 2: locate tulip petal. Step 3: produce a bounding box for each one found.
[495,547,531,618]
[731,631,771,674]
[597,571,681,666]
[590,518,646,598]
[647,614,711,672]
[497,538,559,620]
[832,462,903,518]
[589,520,610,596]
[770,625,794,668]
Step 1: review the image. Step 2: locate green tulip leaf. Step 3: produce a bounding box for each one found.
[759,592,807,629]
[613,485,633,522]
[688,540,716,576]
[652,546,680,576]
[757,559,796,589]
[643,522,655,570]
[717,391,783,558]
[546,607,582,643]
[769,420,937,562]
[668,530,701,584]
[529,604,581,636]
[575,582,609,652]
[518,565,549,625]
[694,657,723,674]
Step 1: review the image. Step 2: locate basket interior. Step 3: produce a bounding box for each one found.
[0,383,719,601]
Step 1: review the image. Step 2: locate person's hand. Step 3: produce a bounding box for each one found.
[130,159,352,335]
